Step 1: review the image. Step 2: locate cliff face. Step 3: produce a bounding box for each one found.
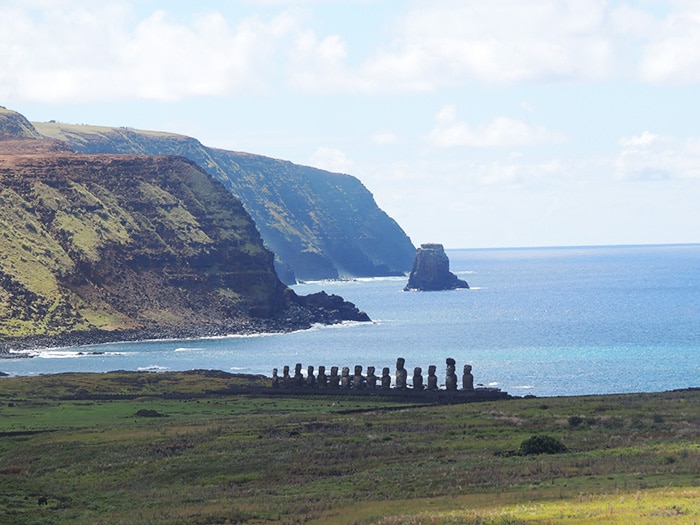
[404,244,469,291]
[0,112,368,343]
[33,122,416,283]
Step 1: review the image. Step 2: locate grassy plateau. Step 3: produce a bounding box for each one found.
[0,371,697,524]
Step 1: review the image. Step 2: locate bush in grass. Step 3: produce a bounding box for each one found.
[518,435,568,455]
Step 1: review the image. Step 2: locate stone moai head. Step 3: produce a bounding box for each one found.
[382,367,390,376]
[295,363,302,374]
[331,366,339,376]
[272,368,278,376]
[414,366,422,375]
[446,357,456,367]
[318,365,326,375]
[354,365,363,375]
[341,366,350,377]
[463,364,472,373]
[428,365,436,376]
[397,357,405,370]
[283,365,290,376]
[307,365,314,375]
[367,366,375,376]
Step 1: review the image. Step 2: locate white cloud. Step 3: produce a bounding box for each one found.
[0,3,303,102]
[639,8,700,84]
[359,0,617,89]
[427,105,565,149]
[616,131,700,180]
[308,146,353,173]
[5,0,700,105]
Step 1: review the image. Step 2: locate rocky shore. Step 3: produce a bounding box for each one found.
[0,290,370,357]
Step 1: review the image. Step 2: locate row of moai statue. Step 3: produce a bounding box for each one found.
[271,357,474,391]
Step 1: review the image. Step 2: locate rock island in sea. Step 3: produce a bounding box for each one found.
[404,243,469,291]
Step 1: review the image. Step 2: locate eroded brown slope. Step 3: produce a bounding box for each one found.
[0,138,368,347]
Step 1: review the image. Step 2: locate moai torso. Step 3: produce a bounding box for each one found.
[282,366,291,388]
[446,358,458,391]
[462,364,474,391]
[413,367,424,390]
[294,363,304,387]
[366,366,378,389]
[352,365,365,389]
[340,367,351,389]
[395,358,408,389]
[381,367,391,390]
[317,366,328,388]
[427,365,438,390]
[306,366,316,388]
[329,366,340,389]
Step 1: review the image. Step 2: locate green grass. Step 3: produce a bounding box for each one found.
[0,372,697,524]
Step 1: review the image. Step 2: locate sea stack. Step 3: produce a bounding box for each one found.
[404,243,469,291]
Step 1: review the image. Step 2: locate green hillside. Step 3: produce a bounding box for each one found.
[34,121,416,282]
[0,109,369,346]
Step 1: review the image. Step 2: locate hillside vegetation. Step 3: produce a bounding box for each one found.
[0,108,369,345]
[0,372,697,524]
[34,121,416,282]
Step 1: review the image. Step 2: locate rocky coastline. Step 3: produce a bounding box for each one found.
[0,290,370,357]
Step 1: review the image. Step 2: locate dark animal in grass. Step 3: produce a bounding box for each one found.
[37,496,48,506]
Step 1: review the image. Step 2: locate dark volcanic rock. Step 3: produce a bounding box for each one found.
[285,289,370,323]
[404,244,469,291]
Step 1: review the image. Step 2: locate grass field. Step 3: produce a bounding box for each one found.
[0,371,697,524]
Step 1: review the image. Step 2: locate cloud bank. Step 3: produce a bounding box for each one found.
[3,1,700,103]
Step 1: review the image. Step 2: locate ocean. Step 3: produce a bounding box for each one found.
[2,244,698,397]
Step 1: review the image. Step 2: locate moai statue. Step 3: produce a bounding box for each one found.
[445,357,458,391]
[294,363,304,387]
[317,365,328,388]
[462,364,474,391]
[366,366,378,389]
[395,357,408,389]
[352,365,366,389]
[329,366,340,389]
[282,365,291,388]
[271,368,280,388]
[427,365,438,391]
[306,366,316,388]
[381,367,392,390]
[413,367,424,390]
[340,367,351,389]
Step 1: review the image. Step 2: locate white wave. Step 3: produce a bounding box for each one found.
[513,385,535,390]
[229,366,249,371]
[304,320,371,332]
[174,347,205,352]
[294,275,406,286]
[137,365,169,372]
[31,350,125,359]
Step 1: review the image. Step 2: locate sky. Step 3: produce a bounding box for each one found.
[2,0,700,249]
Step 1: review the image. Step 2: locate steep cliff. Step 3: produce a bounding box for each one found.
[33,122,416,282]
[0,111,368,346]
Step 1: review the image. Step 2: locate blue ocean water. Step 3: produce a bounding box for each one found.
[2,244,698,397]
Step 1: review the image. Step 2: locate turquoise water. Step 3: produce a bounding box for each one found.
[2,244,698,397]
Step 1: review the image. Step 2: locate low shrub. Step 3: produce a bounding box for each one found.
[518,435,568,455]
